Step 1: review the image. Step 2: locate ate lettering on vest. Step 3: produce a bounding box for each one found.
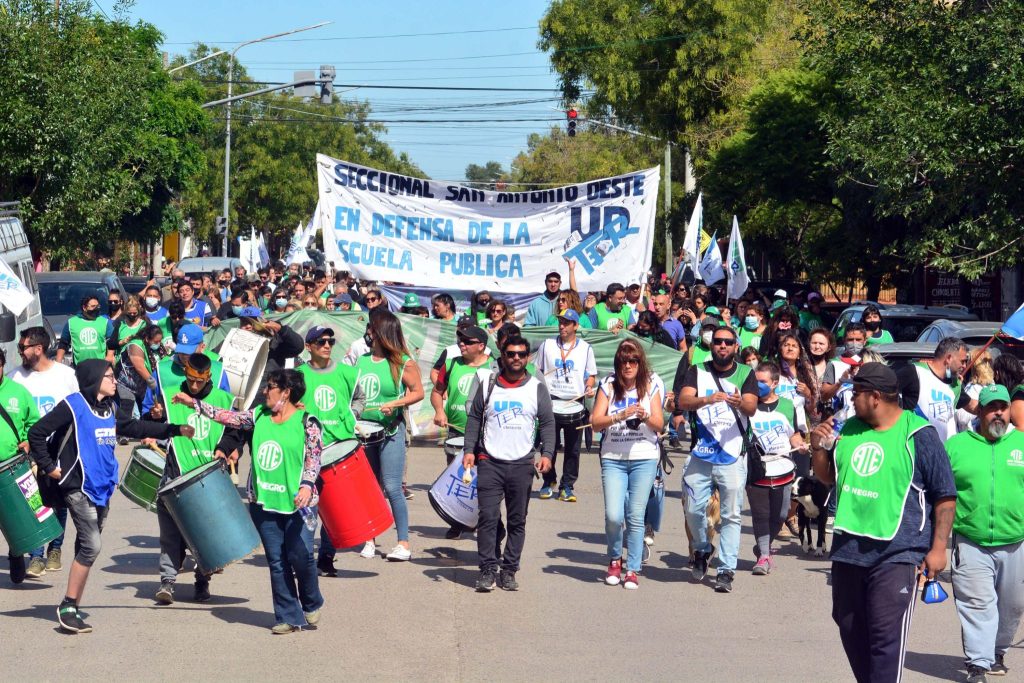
[250,407,308,514]
[298,363,358,447]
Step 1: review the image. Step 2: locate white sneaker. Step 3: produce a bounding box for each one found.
[359,541,376,559]
[644,524,655,546]
[385,545,411,562]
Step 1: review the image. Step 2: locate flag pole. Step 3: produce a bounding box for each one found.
[964,333,999,374]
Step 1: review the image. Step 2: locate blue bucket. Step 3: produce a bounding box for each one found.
[158,461,260,574]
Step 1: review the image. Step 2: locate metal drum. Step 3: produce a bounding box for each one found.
[317,439,394,548]
[443,436,464,463]
[158,460,260,574]
[552,399,587,427]
[119,447,165,512]
[0,456,63,556]
[355,420,385,446]
[428,456,478,530]
[219,328,270,409]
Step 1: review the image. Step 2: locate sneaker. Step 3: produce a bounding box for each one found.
[644,525,655,546]
[691,549,713,581]
[57,600,92,633]
[559,487,577,502]
[444,526,462,540]
[118,436,129,446]
[752,556,771,576]
[714,570,735,593]
[304,609,321,626]
[155,580,175,605]
[475,569,497,592]
[623,571,639,590]
[271,623,299,635]
[26,556,46,578]
[193,581,211,602]
[538,485,555,499]
[641,543,651,565]
[783,517,800,537]
[826,517,835,534]
[498,570,519,591]
[46,548,62,572]
[9,555,25,584]
[990,654,1008,676]
[359,541,376,559]
[669,437,681,449]
[385,545,411,562]
[966,664,990,682]
[605,559,623,586]
[402,484,414,501]
[316,557,337,577]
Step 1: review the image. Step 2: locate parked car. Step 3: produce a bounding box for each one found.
[0,202,46,358]
[37,271,127,344]
[832,302,978,342]
[916,320,1024,361]
[120,275,168,297]
[176,256,243,278]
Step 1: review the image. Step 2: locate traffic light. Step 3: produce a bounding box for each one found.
[566,108,578,137]
[320,65,335,105]
[215,216,227,236]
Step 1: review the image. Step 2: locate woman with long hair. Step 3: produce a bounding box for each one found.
[485,300,508,336]
[590,339,664,590]
[355,310,425,561]
[545,290,591,328]
[807,328,836,384]
[114,323,164,422]
[634,310,675,349]
[759,307,800,359]
[774,332,818,422]
[956,350,994,433]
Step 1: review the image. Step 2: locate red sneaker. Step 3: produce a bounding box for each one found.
[605,559,622,586]
[623,571,639,590]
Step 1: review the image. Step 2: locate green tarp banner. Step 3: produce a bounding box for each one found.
[204,311,684,438]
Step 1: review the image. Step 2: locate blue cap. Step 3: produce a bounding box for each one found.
[556,308,580,324]
[175,324,205,354]
[304,326,335,344]
[238,306,263,318]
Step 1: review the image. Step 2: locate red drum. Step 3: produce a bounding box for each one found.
[317,439,394,548]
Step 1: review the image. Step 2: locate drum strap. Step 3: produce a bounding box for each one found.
[0,402,20,449]
[477,372,499,454]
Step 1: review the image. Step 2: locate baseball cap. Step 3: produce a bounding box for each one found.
[978,384,1010,407]
[175,324,205,355]
[456,315,476,329]
[774,289,788,299]
[851,362,899,394]
[456,326,488,345]
[556,308,580,324]
[304,326,335,344]
[238,306,262,318]
[333,292,352,305]
[705,306,721,317]
[402,293,419,308]
[807,292,823,303]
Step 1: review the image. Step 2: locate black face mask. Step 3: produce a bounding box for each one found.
[82,308,99,320]
[108,302,121,315]
[636,327,652,338]
[864,320,881,331]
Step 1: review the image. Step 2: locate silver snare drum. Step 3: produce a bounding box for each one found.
[443,436,465,461]
[355,420,385,446]
[551,399,586,427]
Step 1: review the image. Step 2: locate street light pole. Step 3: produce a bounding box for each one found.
[220,21,331,255]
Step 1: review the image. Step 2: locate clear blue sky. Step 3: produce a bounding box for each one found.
[124,0,564,181]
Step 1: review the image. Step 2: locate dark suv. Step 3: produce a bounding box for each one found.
[832,302,978,342]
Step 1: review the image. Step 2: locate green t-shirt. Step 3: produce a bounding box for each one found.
[738,328,763,350]
[298,362,359,447]
[0,379,40,462]
[592,302,631,331]
[866,329,894,346]
[544,313,593,329]
[116,318,146,345]
[946,429,1024,546]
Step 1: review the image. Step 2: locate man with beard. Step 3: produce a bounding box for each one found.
[588,282,635,333]
[56,296,114,366]
[675,325,758,593]
[945,385,1024,682]
[897,337,971,443]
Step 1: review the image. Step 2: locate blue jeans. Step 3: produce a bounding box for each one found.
[365,430,409,543]
[250,504,324,627]
[683,456,747,572]
[29,506,68,558]
[601,458,658,573]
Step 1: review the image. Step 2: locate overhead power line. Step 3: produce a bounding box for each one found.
[161,25,539,45]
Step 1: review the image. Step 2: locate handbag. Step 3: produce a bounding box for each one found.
[709,371,766,485]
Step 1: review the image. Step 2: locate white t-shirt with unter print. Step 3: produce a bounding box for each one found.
[8,362,80,416]
[535,337,597,400]
[598,372,664,461]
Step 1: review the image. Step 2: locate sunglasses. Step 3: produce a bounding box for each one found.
[504,350,529,358]
[17,343,41,352]
[366,296,380,303]
[311,337,336,347]
[621,357,640,366]
[712,338,737,347]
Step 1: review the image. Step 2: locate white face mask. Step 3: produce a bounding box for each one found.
[145,296,160,308]
[701,331,714,347]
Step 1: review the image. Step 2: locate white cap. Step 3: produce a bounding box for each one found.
[774,289,788,299]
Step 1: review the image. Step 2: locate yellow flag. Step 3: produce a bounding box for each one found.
[699,228,713,255]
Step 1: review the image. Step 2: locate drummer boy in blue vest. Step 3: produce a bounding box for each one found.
[153,354,240,605]
[28,359,194,633]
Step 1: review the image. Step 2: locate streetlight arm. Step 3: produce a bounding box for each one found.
[229,21,332,58]
[201,78,331,108]
[167,50,227,74]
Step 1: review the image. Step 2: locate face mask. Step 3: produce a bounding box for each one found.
[864,320,880,331]
[757,381,773,399]
[945,366,952,380]
[232,305,244,317]
[145,296,160,309]
[82,308,99,320]
[149,342,162,351]
[701,331,714,347]
[108,302,121,314]
[747,359,759,369]
[845,341,864,355]
[363,332,373,347]
[744,316,759,331]
[778,321,792,331]
[275,298,288,309]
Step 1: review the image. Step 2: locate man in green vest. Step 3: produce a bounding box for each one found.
[945,385,1024,682]
[153,353,238,605]
[587,283,634,332]
[811,362,957,683]
[297,326,365,576]
[55,296,114,366]
[152,324,231,406]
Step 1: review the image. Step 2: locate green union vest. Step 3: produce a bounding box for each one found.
[298,362,358,447]
[833,410,930,541]
[593,302,631,331]
[116,318,145,344]
[68,316,108,364]
[356,354,410,433]
[251,407,307,514]
[167,387,232,475]
[443,356,494,432]
[156,356,226,408]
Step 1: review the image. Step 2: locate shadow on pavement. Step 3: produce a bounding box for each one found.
[412,546,475,568]
[107,579,250,605]
[209,605,271,629]
[0,580,51,591]
[546,547,606,565]
[903,651,963,680]
[556,530,605,546]
[640,564,689,584]
[1,603,59,622]
[122,535,159,549]
[422,566,476,587]
[101,552,159,575]
[541,563,604,584]
[323,569,379,580]
[656,550,690,569]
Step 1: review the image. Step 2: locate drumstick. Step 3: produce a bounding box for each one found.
[575,423,594,431]
[230,461,240,486]
[150,443,168,459]
[462,465,473,484]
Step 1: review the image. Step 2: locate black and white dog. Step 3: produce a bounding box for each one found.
[793,476,831,556]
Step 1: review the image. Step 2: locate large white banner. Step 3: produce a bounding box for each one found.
[315,155,660,293]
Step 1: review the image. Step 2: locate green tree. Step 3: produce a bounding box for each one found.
[0,0,208,258]
[464,161,507,189]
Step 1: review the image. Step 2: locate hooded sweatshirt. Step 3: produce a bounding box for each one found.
[29,359,182,504]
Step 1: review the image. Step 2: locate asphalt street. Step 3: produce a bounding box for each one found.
[0,441,1014,682]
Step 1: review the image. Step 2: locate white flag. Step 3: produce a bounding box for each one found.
[257,232,270,268]
[698,230,725,284]
[681,192,703,280]
[726,215,750,300]
[285,221,312,266]
[0,259,35,315]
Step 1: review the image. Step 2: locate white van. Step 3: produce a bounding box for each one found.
[0,202,46,359]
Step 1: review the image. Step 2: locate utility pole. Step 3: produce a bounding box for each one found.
[664,143,672,275]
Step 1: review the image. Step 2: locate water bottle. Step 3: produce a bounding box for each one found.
[820,404,848,451]
[299,506,318,532]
